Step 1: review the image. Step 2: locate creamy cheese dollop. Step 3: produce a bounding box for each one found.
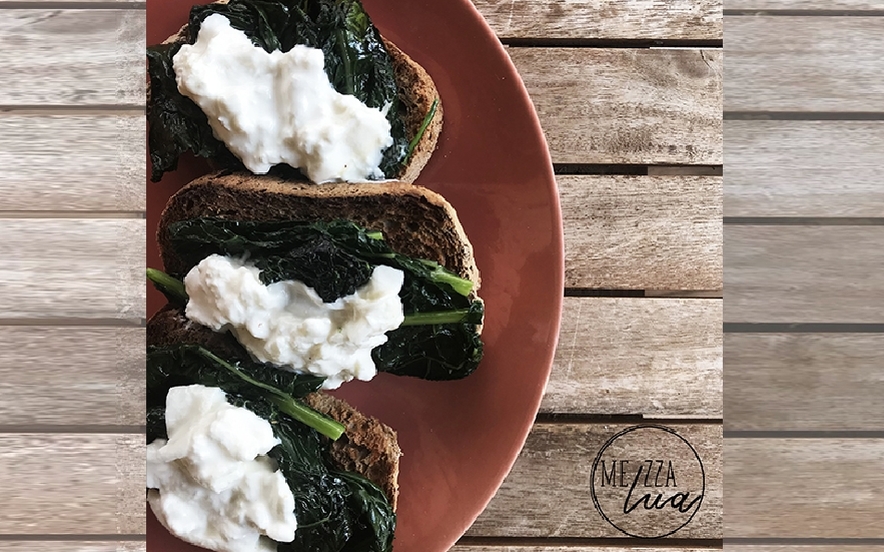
[184,254,405,389]
[172,13,394,183]
[147,385,297,552]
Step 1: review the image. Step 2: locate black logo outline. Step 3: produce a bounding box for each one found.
[590,424,706,539]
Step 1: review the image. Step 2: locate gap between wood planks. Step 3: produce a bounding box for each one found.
[555,164,722,176]
[566,290,722,299]
[536,413,722,425]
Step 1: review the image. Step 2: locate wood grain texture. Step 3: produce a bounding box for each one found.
[0,327,145,425]
[471,0,722,40]
[725,226,884,323]
[0,434,144,534]
[545,297,722,417]
[0,10,144,106]
[725,17,884,112]
[725,333,884,431]
[0,545,144,552]
[0,114,145,211]
[726,439,884,538]
[725,120,884,217]
[0,220,145,320]
[511,48,722,165]
[561,175,721,290]
[466,424,722,539]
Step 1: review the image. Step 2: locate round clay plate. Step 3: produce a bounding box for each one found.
[146,0,563,550]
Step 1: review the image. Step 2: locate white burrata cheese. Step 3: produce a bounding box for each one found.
[146,385,297,552]
[172,13,394,183]
[184,254,405,389]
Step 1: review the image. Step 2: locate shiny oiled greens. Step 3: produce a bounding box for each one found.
[166,218,484,380]
[147,344,395,552]
[147,0,408,182]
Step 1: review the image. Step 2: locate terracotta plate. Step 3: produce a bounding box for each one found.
[146,0,563,550]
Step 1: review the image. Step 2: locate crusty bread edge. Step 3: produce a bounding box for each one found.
[302,392,402,510]
[157,173,482,297]
[155,2,442,183]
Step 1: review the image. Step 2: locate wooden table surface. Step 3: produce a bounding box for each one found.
[0,0,748,552]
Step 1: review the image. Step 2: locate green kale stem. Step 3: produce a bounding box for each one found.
[401,309,475,327]
[422,261,473,296]
[402,98,438,165]
[147,268,188,306]
[197,347,346,441]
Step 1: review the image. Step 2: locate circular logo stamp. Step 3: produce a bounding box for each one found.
[590,425,705,538]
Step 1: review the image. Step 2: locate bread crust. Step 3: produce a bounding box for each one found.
[155,1,442,183]
[157,171,481,301]
[147,305,403,509]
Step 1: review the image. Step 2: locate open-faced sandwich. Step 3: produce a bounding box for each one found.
[147,0,443,184]
[146,172,484,552]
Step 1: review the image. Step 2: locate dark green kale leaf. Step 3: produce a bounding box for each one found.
[166,219,378,302]
[147,344,325,405]
[147,344,344,440]
[373,300,484,380]
[146,405,167,442]
[164,218,484,380]
[147,346,395,552]
[264,407,395,552]
[146,44,237,182]
[147,0,408,181]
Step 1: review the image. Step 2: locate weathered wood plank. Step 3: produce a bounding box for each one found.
[725,120,884,217]
[725,17,884,112]
[0,114,145,211]
[471,0,722,40]
[545,297,722,418]
[0,220,145,320]
[466,424,722,539]
[726,439,884,538]
[726,334,884,431]
[727,0,883,8]
[0,327,144,425]
[561,175,721,290]
[511,48,722,165]
[725,226,884,323]
[0,545,144,552]
[0,10,144,106]
[0,434,144,534]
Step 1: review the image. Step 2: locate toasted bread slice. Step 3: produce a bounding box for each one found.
[147,305,403,509]
[157,171,481,304]
[156,0,442,183]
